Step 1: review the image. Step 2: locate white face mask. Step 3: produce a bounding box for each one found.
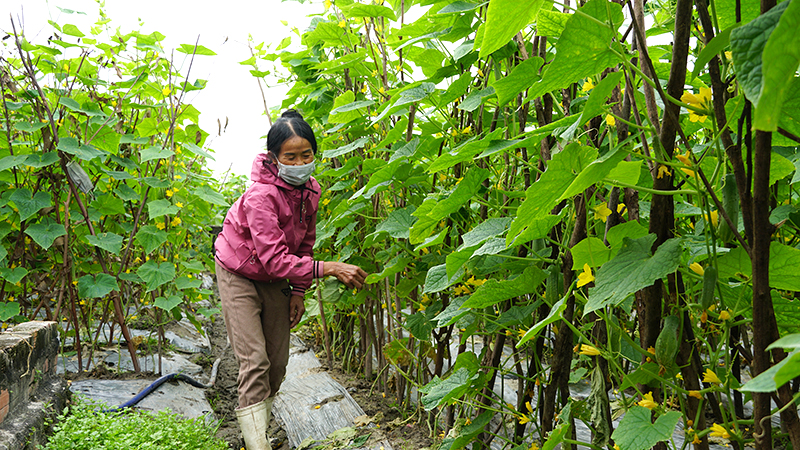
[277,161,315,186]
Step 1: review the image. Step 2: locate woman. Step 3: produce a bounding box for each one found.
[214,110,367,450]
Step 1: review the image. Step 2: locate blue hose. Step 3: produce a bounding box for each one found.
[102,358,221,413]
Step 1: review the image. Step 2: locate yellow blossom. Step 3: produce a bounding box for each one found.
[719,310,731,321]
[156,222,166,230]
[165,189,174,198]
[605,115,616,127]
[466,276,486,287]
[529,443,539,450]
[579,344,601,356]
[657,164,672,179]
[171,217,182,227]
[692,434,701,444]
[111,100,117,107]
[322,198,330,206]
[378,86,385,94]
[324,0,331,8]
[162,87,171,96]
[176,202,183,208]
[704,210,719,228]
[689,262,704,276]
[582,78,595,92]
[703,368,721,385]
[577,264,595,288]
[709,423,730,439]
[594,204,612,223]
[675,151,692,166]
[638,391,658,410]
[617,203,626,215]
[681,87,712,123]
[517,414,531,424]
[462,125,471,134]
[477,68,484,77]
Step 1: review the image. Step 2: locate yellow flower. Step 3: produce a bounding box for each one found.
[719,310,731,321]
[692,434,701,444]
[593,204,612,223]
[477,68,484,77]
[517,414,531,425]
[322,198,330,206]
[689,262,704,276]
[709,423,730,439]
[156,222,166,230]
[704,210,719,228]
[338,20,346,28]
[638,391,658,410]
[466,276,486,287]
[724,51,732,60]
[605,115,616,127]
[617,203,626,215]
[162,87,171,96]
[462,125,471,134]
[111,100,117,107]
[171,217,182,227]
[165,189,174,198]
[657,164,672,179]
[681,87,712,123]
[582,78,595,92]
[675,151,692,166]
[176,202,183,208]
[703,368,721,385]
[577,264,595,288]
[378,86,385,94]
[579,344,601,356]
[529,443,539,450]
[324,0,331,9]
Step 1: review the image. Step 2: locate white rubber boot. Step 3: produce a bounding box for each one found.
[264,396,274,426]
[235,400,272,450]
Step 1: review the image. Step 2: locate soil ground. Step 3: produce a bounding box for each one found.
[204,314,434,450]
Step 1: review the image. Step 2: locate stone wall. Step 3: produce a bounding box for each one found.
[0,321,70,450]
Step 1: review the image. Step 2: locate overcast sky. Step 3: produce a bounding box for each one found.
[1,0,317,178]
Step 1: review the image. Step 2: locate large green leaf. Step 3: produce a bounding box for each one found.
[85,232,124,255]
[611,406,681,450]
[90,194,126,216]
[461,266,547,309]
[525,0,624,101]
[571,237,611,269]
[137,260,176,292]
[0,155,28,172]
[193,185,229,207]
[480,0,548,57]
[508,144,596,245]
[328,91,361,124]
[154,295,183,311]
[344,3,397,20]
[517,297,567,346]
[77,273,119,298]
[147,199,180,219]
[134,225,168,254]
[423,263,465,294]
[25,218,66,250]
[410,168,489,243]
[140,145,175,163]
[559,145,630,200]
[10,188,52,222]
[717,242,800,291]
[730,1,790,109]
[0,302,20,321]
[559,71,624,139]
[460,218,512,248]
[0,267,28,284]
[420,368,479,410]
[585,235,682,315]
[491,57,544,106]
[57,136,106,161]
[754,0,800,131]
[176,276,202,290]
[375,206,417,239]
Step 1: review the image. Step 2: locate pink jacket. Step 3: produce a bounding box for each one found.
[215,153,323,296]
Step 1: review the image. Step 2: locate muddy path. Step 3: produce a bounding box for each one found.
[204,313,433,450]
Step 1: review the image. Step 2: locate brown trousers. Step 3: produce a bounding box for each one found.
[216,260,291,409]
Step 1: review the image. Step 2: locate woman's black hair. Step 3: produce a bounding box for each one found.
[266,109,317,158]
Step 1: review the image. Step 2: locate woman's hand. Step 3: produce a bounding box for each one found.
[289,295,305,328]
[323,262,368,289]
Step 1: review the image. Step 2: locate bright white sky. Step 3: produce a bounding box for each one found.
[0,0,318,178]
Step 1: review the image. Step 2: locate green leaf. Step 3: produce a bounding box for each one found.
[517,297,567,346]
[571,237,611,269]
[62,24,85,37]
[543,423,570,450]
[449,411,494,449]
[423,263,465,294]
[717,242,800,291]
[24,153,60,168]
[147,199,180,219]
[77,273,119,298]
[446,247,475,279]
[768,333,800,351]
[537,9,570,37]
[323,137,370,159]
[344,3,397,20]
[193,185,230,207]
[176,43,217,55]
[462,266,547,309]
[754,0,800,131]
[526,0,624,101]
[329,91,361,124]
[730,1,790,108]
[375,207,417,239]
[461,218,512,248]
[740,349,796,392]
[0,155,28,172]
[85,232,124,255]
[0,302,20,321]
[420,368,479,410]
[14,121,48,132]
[491,57,544,106]
[480,0,548,57]
[10,188,52,222]
[560,71,624,140]
[114,184,140,202]
[90,194,126,216]
[140,145,174,163]
[365,255,411,284]
[137,260,176,292]
[611,407,681,450]
[770,152,795,185]
[457,86,495,111]
[585,235,682,315]
[436,1,486,14]
[692,25,737,79]
[405,311,435,341]
[57,136,106,161]
[154,295,183,311]
[25,218,66,250]
[0,267,28,284]
[559,146,629,200]
[508,143,597,245]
